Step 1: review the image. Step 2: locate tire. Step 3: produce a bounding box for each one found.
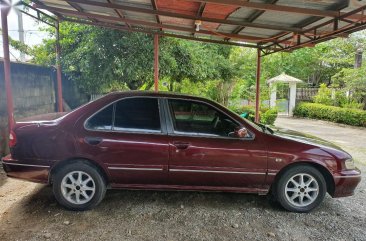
[275,165,327,213]
[52,161,106,211]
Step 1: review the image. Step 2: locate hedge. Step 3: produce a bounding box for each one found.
[293,102,366,127]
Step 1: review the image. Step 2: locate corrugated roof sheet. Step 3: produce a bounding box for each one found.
[32,0,366,55]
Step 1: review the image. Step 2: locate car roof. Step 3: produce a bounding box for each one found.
[105,91,213,103]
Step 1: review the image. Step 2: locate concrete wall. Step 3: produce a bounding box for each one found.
[0,61,57,156]
[0,61,87,157]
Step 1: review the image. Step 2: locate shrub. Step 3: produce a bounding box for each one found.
[334,90,348,107]
[293,102,366,127]
[229,105,278,125]
[261,108,278,125]
[342,101,363,110]
[313,84,333,106]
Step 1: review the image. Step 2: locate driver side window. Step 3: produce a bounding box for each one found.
[168,99,240,137]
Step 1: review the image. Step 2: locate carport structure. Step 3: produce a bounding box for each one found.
[1,0,366,130]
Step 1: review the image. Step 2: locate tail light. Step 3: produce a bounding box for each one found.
[9,130,17,148]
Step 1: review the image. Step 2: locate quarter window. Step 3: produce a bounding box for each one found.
[85,104,113,131]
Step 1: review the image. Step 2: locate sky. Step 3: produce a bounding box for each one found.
[0,7,49,61]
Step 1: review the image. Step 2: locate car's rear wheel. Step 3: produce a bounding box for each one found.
[53,162,106,211]
[275,165,327,212]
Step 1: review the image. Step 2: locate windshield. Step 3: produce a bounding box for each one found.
[242,118,274,134]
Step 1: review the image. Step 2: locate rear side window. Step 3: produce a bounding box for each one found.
[114,98,161,131]
[85,97,161,132]
[85,104,113,130]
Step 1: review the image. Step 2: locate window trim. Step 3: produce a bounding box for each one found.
[84,96,166,135]
[163,97,255,140]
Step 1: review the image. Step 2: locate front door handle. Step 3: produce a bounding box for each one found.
[84,137,103,145]
[173,142,190,150]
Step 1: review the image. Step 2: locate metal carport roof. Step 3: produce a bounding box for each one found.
[30,0,366,55]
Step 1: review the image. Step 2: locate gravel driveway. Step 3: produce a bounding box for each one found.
[0,117,365,241]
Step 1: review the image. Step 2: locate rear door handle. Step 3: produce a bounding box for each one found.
[173,142,190,150]
[84,137,103,145]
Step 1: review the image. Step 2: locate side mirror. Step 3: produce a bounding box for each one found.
[229,127,249,138]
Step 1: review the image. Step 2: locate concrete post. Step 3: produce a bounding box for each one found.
[289,82,297,116]
[269,83,277,108]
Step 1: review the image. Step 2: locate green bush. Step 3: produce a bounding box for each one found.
[342,101,363,110]
[261,108,278,125]
[229,105,278,125]
[313,84,333,106]
[293,102,366,127]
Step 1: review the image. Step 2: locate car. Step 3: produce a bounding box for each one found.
[1,91,361,212]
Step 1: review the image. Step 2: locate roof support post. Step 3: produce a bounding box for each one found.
[255,49,261,123]
[154,34,159,92]
[55,20,63,112]
[1,6,15,132]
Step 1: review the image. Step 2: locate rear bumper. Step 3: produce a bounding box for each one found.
[332,168,362,198]
[1,154,50,184]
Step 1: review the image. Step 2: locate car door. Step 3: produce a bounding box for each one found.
[78,97,169,185]
[165,98,267,189]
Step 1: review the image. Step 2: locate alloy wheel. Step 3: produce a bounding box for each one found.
[61,171,96,205]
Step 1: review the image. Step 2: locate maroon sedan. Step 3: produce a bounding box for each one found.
[2,91,361,212]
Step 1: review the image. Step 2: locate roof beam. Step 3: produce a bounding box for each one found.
[193,2,206,36]
[65,0,98,23]
[150,0,161,24]
[34,4,293,43]
[185,0,338,17]
[107,0,131,28]
[55,0,303,32]
[232,0,279,35]
[263,6,366,55]
[185,0,365,19]
[61,17,261,49]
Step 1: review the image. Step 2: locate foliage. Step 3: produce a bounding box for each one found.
[31,24,156,93]
[342,101,364,110]
[29,22,240,97]
[294,102,366,127]
[21,21,366,109]
[333,65,366,109]
[260,108,278,125]
[333,90,348,107]
[313,83,333,106]
[229,105,278,125]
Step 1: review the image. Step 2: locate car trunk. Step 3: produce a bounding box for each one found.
[10,112,69,160]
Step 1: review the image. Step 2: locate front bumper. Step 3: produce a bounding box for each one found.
[1,154,50,184]
[332,168,362,198]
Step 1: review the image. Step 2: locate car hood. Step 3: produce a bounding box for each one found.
[272,127,344,152]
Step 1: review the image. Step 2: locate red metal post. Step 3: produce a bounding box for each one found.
[56,21,63,112]
[1,6,15,132]
[255,48,261,123]
[154,34,159,91]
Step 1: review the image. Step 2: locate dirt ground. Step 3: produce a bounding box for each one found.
[0,117,365,241]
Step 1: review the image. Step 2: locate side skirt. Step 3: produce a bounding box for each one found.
[109,183,269,195]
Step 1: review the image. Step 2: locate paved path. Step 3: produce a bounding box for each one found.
[275,116,366,165]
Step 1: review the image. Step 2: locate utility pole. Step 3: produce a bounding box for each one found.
[17,11,25,62]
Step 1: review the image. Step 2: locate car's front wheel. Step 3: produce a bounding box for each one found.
[275,165,327,212]
[52,161,106,211]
